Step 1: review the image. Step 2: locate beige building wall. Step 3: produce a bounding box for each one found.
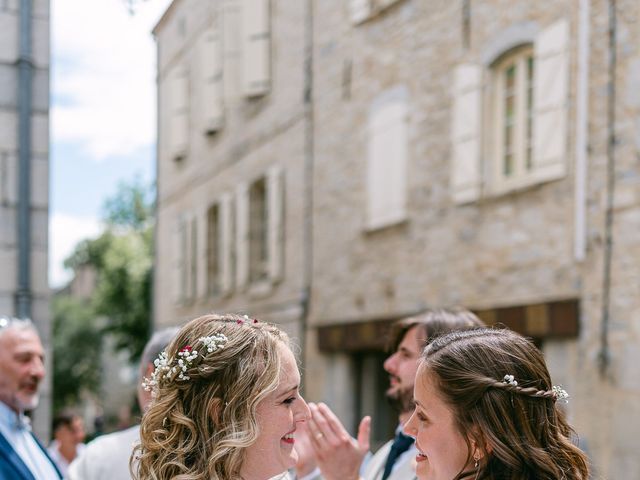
[307,1,640,478]
[153,0,309,344]
[0,0,51,438]
[153,0,640,477]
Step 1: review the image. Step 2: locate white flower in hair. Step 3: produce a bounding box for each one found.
[199,333,228,353]
[503,374,518,387]
[552,385,570,402]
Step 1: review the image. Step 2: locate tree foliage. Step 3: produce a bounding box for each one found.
[52,295,103,412]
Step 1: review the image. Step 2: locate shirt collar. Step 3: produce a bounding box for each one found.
[0,400,32,431]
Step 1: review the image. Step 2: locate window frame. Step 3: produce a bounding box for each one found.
[491,45,536,192]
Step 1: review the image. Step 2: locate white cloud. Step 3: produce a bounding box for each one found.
[51,0,172,161]
[49,213,104,288]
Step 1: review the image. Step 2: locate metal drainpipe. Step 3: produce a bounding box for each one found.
[598,0,617,377]
[300,0,314,394]
[16,0,33,320]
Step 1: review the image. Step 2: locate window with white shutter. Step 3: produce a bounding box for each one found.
[241,0,270,97]
[487,19,569,194]
[366,88,409,230]
[532,19,569,183]
[451,64,483,204]
[170,66,189,161]
[248,177,268,283]
[200,24,224,134]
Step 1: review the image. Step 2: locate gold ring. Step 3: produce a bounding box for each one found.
[315,432,324,439]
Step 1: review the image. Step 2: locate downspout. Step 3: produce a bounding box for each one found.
[598,0,617,377]
[574,0,589,262]
[16,0,34,319]
[300,0,314,392]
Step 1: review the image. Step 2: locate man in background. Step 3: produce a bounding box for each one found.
[48,411,86,476]
[0,316,62,479]
[299,308,484,480]
[68,327,178,480]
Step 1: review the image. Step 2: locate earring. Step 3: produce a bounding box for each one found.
[473,453,481,480]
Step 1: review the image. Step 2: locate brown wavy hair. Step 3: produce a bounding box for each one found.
[132,314,290,480]
[421,328,590,480]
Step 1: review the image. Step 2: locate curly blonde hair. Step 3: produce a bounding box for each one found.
[132,313,290,480]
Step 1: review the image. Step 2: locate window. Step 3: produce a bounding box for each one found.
[366,86,408,230]
[241,0,270,97]
[169,66,189,161]
[173,214,196,304]
[493,46,535,184]
[449,19,569,203]
[235,167,284,290]
[248,177,268,283]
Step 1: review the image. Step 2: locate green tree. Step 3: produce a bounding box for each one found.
[52,295,102,412]
[61,179,154,362]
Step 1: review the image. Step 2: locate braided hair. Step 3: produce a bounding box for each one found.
[421,328,590,480]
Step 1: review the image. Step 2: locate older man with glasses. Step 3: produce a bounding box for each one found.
[0,316,62,480]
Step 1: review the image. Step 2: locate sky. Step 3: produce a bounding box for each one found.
[49,0,172,288]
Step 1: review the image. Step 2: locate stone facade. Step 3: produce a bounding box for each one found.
[0,0,51,439]
[153,1,640,477]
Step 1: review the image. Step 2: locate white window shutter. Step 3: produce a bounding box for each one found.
[186,214,197,301]
[241,0,270,97]
[367,98,408,230]
[201,25,224,134]
[220,193,234,295]
[235,183,249,289]
[349,0,373,24]
[451,63,483,204]
[533,19,569,182]
[267,166,284,283]
[196,208,208,299]
[170,67,189,161]
[172,216,186,304]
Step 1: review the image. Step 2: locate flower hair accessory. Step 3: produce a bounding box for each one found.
[503,374,518,387]
[552,385,570,403]
[142,332,228,391]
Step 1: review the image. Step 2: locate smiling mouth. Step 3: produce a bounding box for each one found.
[281,431,295,444]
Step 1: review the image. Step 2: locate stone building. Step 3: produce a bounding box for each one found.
[153,1,640,477]
[0,0,51,438]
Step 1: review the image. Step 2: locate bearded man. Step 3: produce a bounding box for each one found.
[300,309,484,480]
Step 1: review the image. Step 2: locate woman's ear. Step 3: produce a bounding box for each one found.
[469,426,492,461]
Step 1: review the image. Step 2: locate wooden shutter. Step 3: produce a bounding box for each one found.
[367,94,408,230]
[220,193,234,295]
[201,25,224,133]
[349,0,373,24]
[170,67,189,161]
[267,166,284,283]
[241,0,270,97]
[235,183,249,289]
[451,63,483,204]
[532,19,569,182]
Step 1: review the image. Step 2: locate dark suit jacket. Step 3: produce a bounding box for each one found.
[0,430,62,480]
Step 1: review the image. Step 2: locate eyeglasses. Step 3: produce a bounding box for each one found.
[0,316,33,330]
